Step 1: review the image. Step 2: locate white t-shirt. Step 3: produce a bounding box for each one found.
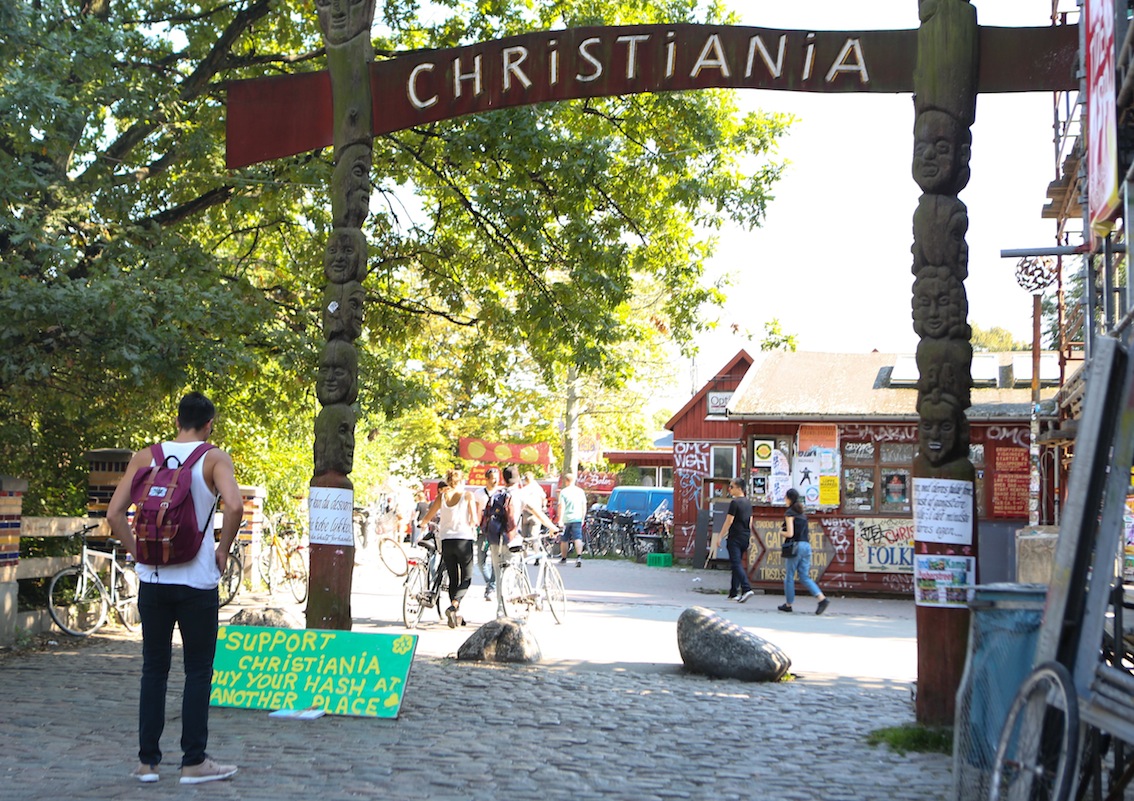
[437,492,476,541]
[133,441,221,591]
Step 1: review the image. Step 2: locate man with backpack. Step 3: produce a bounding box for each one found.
[482,465,559,617]
[107,391,244,785]
[471,467,501,601]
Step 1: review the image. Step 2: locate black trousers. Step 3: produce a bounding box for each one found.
[441,539,475,604]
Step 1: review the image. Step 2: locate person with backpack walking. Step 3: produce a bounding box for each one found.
[482,465,559,617]
[106,391,243,785]
[471,467,501,601]
[419,468,479,627]
[778,487,830,615]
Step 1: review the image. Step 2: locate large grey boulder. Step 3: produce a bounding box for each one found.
[677,606,791,682]
[457,618,542,664]
[227,607,302,629]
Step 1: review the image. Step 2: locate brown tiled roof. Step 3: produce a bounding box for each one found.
[725,351,1058,421]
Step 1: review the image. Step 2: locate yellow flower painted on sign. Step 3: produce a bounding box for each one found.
[392,635,414,655]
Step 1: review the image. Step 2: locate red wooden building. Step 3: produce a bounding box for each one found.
[667,349,1058,595]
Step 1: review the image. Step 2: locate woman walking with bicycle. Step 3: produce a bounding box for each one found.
[420,468,478,627]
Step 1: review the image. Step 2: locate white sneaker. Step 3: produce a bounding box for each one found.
[180,757,238,785]
[737,590,756,603]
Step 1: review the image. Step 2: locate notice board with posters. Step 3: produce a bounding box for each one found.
[211,625,417,718]
[991,446,1030,518]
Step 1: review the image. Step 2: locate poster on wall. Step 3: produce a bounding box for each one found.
[792,451,822,505]
[769,447,792,505]
[912,477,974,545]
[854,518,915,573]
[914,554,974,608]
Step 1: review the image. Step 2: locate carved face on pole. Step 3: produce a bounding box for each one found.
[912,109,971,195]
[314,0,376,45]
[317,340,359,405]
[912,194,969,277]
[323,281,365,340]
[331,144,371,229]
[912,271,969,339]
[314,404,356,475]
[324,228,366,284]
[917,338,972,408]
[918,396,967,467]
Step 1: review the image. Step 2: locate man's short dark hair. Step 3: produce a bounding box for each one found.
[731,477,747,493]
[502,465,521,485]
[178,392,215,431]
[485,467,499,478]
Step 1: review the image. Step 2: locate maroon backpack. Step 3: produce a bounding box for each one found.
[130,442,215,565]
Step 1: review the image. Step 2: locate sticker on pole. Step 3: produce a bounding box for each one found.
[912,477,974,546]
[211,626,417,718]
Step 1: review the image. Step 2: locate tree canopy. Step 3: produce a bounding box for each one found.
[1,0,789,513]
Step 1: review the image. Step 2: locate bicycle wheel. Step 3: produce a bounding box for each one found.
[499,563,533,619]
[284,547,308,604]
[218,550,243,608]
[379,536,409,577]
[403,564,429,628]
[48,566,109,636]
[258,541,276,593]
[990,661,1080,801]
[115,564,140,630]
[545,564,567,624]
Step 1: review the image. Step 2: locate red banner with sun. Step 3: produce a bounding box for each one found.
[459,437,550,467]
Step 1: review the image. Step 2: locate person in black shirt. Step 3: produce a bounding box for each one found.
[778,487,830,615]
[716,477,755,603]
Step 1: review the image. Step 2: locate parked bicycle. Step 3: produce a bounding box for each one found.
[585,509,637,557]
[402,534,448,628]
[258,516,308,603]
[218,538,243,608]
[497,533,566,623]
[48,523,139,636]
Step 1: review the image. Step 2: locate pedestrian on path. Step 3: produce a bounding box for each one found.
[420,468,478,627]
[778,487,830,615]
[486,465,559,617]
[556,470,587,567]
[711,477,755,603]
[471,467,500,600]
[106,391,241,785]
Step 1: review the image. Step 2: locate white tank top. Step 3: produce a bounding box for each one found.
[134,440,221,590]
[437,492,475,541]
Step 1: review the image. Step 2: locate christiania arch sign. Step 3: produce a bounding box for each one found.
[226,23,1074,168]
[241,10,1074,728]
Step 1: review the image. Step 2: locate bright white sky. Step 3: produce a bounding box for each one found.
[682,0,1079,391]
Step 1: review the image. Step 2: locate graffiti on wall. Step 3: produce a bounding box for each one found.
[853,518,915,573]
[672,441,710,557]
[840,424,918,443]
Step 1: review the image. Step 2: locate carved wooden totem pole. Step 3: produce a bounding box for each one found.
[308,0,376,630]
[911,0,979,725]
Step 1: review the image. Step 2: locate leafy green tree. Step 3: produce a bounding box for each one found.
[1,0,789,513]
[970,323,1029,352]
[760,318,798,352]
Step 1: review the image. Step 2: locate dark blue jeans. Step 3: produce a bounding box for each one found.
[138,582,219,767]
[727,537,752,596]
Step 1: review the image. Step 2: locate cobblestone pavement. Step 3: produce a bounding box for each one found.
[0,559,952,801]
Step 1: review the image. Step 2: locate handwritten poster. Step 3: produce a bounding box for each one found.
[914,555,974,608]
[854,518,915,573]
[211,625,417,718]
[912,477,974,545]
[308,486,353,546]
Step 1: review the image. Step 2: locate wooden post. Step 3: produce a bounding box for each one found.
[307,0,378,630]
[910,0,979,726]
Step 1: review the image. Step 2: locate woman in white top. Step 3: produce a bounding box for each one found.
[420,468,478,627]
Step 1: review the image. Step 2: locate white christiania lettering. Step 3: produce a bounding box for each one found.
[407,63,437,110]
[453,54,483,98]
[665,31,676,78]
[690,33,731,78]
[746,35,785,79]
[825,38,869,84]
[802,32,817,81]
[502,46,532,91]
[548,38,560,85]
[616,34,650,80]
[576,37,603,82]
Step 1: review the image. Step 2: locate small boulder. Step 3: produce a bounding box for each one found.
[457,618,542,663]
[227,607,302,629]
[677,606,791,682]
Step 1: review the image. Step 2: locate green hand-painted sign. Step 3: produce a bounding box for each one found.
[211,625,417,718]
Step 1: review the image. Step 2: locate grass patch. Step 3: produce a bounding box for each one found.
[866,723,953,755]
